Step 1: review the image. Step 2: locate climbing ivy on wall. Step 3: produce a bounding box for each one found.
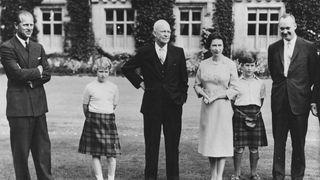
[0,0,43,42]
[65,0,96,61]
[212,0,234,58]
[131,0,176,48]
[283,0,320,49]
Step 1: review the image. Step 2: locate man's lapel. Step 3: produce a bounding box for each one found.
[28,41,39,67]
[290,37,301,64]
[278,40,284,66]
[165,45,175,68]
[149,45,162,78]
[12,36,29,67]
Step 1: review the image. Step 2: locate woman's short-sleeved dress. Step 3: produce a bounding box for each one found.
[194,56,238,157]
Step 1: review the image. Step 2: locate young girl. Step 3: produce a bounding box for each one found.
[231,53,268,180]
[78,57,121,180]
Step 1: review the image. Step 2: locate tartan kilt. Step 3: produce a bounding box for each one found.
[78,112,121,157]
[232,105,268,148]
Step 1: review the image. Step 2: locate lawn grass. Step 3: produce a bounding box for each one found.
[0,75,319,180]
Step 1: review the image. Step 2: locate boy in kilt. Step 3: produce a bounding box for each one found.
[78,57,121,180]
[230,53,268,180]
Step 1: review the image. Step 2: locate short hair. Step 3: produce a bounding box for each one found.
[204,33,225,50]
[279,13,296,24]
[238,52,257,64]
[153,19,170,32]
[14,10,33,24]
[93,57,112,71]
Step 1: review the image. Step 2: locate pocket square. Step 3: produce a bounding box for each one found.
[37,57,41,60]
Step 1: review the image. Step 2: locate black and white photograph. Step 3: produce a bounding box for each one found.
[0,0,319,179]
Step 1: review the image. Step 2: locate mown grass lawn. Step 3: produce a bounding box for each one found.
[0,75,319,180]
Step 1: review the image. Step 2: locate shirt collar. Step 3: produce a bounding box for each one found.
[155,42,167,52]
[240,74,258,80]
[283,35,297,47]
[16,34,29,47]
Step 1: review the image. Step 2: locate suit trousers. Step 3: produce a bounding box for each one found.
[272,93,308,180]
[8,115,53,180]
[143,101,182,180]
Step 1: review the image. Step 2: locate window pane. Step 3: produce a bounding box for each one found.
[192,11,201,21]
[271,13,279,21]
[43,24,51,35]
[248,13,256,21]
[43,12,51,21]
[270,23,278,35]
[127,24,134,35]
[116,24,124,35]
[247,24,256,35]
[180,11,189,21]
[192,24,200,35]
[127,9,134,21]
[117,10,124,21]
[106,10,113,21]
[259,24,267,35]
[54,13,62,21]
[54,24,62,35]
[180,24,189,35]
[106,24,113,35]
[259,13,267,21]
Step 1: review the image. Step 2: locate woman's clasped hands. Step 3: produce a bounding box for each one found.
[203,95,217,104]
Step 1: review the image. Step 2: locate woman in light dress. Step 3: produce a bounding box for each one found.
[194,33,238,180]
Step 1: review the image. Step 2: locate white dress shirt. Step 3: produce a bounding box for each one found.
[155,42,167,64]
[283,36,297,77]
[233,75,266,107]
[16,34,29,48]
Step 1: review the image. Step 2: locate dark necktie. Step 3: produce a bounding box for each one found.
[25,41,29,50]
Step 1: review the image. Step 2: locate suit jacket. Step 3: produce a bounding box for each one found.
[122,44,188,115]
[311,53,320,110]
[268,37,318,115]
[0,36,51,117]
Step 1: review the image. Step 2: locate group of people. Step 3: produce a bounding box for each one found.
[0,10,319,180]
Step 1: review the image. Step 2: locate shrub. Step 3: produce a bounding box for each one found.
[283,0,320,49]
[212,0,234,58]
[132,0,175,48]
[46,52,132,76]
[0,0,43,42]
[65,0,96,62]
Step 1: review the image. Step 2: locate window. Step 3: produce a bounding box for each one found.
[104,9,135,52]
[246,8,281,50]
[105,9,134,36]
[247,8,279,36]
[180,9,201,36]
[42,9,63,35]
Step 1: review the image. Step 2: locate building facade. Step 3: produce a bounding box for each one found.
[1,0,285,55]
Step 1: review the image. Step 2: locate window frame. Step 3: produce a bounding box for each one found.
[105,8,135,36]
[247,8,280,37]
[41,8,63,36]
[179,8,202,37]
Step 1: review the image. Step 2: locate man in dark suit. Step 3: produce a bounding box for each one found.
[122,19,188,180]
[268,14,318,180]
[311,53,320,123]
[0,10,53,180]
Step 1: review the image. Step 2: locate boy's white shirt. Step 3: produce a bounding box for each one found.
[233,75,266,107]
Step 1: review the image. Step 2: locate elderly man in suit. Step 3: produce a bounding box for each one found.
[122,19,188,180]
[268,13,318,180]
[0,10,53,180]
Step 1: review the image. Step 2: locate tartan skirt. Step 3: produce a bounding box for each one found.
[232,105,268,148]
[78,112,121,157]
